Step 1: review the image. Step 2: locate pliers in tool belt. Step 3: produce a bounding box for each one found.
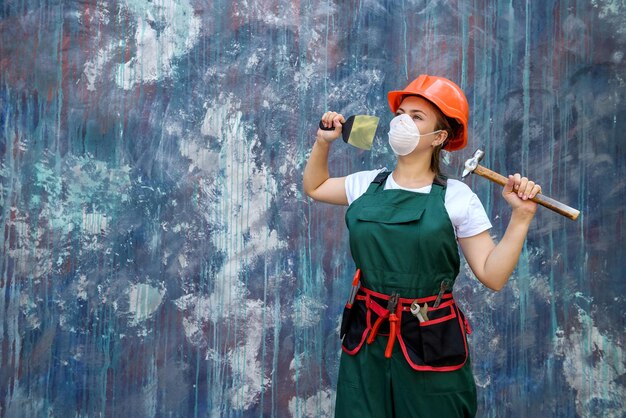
[366,292,400,359]
[384,292,399,358]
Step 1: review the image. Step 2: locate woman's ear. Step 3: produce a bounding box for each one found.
[432,131,448,147]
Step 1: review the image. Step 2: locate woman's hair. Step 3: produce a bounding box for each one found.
[430,104,462,177]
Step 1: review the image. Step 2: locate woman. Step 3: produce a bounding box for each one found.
[303,74,541,417]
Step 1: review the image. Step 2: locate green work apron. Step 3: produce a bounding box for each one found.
[335,171,477,418]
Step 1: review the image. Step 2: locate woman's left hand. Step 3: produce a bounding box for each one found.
[502,173,542,216]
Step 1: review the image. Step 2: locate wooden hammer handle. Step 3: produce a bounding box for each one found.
[473,165,580,221]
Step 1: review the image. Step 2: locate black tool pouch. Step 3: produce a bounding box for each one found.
[398,297,470,371]
[339,305,352,340]
[341,297,369,354]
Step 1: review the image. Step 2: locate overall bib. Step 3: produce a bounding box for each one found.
[335,172,477,418]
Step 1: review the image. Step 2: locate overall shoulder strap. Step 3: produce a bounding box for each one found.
[431,175,448,201]
[372,171,392,184]
[433,174,448,187]
[365,171,391,193]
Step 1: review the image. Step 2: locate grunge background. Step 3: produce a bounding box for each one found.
[1,0,625,416]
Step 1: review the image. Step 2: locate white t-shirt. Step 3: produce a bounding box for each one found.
[345,168,492,239]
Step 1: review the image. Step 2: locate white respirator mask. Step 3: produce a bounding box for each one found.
[388,113,442,156]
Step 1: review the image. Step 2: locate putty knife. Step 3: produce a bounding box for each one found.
[318,115,379,150]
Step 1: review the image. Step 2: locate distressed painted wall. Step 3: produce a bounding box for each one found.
[1,0,625,417]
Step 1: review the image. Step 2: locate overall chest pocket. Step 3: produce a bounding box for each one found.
[351,207,426,265]
[355,206,425,224]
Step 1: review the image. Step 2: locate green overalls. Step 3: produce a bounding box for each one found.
[335,171,477,418]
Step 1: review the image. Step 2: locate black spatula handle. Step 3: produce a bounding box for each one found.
[318,121,336,131]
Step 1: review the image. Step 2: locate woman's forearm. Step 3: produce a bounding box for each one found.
[481,210,534,290]
[461,174,541,291]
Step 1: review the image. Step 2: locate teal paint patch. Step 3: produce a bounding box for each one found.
[115,0,200,88]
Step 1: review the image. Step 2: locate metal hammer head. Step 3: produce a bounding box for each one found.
[461,149,485,180]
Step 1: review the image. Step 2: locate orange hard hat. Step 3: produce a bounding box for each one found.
[387,74,469,151]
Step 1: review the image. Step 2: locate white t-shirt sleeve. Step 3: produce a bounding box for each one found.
[455,194,492,238]
[445,179,492,238]
[345,168,386,205]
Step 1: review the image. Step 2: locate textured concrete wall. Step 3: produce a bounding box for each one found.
[1,0,625,416]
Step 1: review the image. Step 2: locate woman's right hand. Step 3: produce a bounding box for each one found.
[316,111,345,144]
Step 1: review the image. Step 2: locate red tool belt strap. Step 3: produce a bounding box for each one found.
[341,286,471,372]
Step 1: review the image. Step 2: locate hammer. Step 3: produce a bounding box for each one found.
[462,149,580,221]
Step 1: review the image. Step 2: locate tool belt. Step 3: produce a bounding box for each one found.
[341,286,472,372]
